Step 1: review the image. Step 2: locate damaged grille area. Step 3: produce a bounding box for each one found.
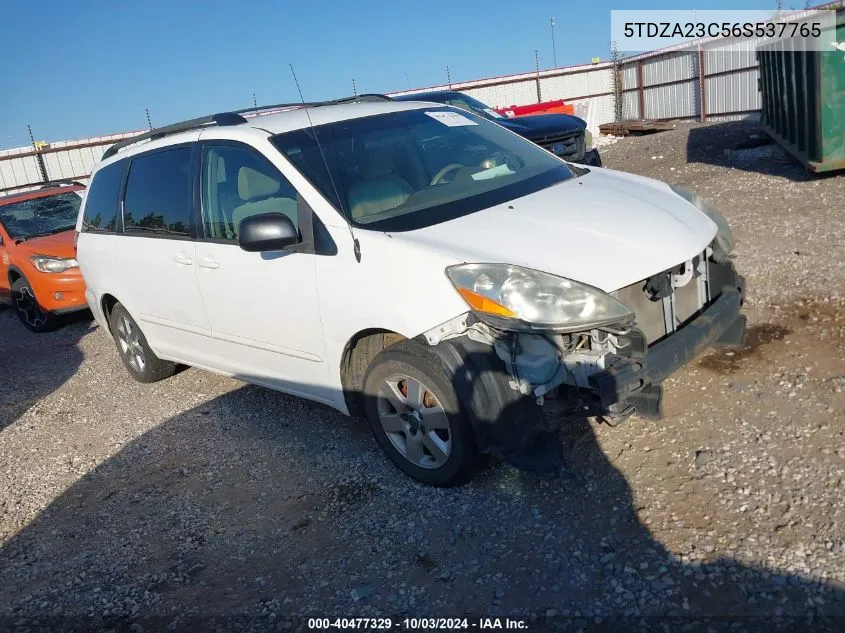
[536,130,585,162]
[612,249,717,345]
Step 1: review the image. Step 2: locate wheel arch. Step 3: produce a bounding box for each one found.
[340,328,407,417]
[100,293,120,332]
[7,265,24,287]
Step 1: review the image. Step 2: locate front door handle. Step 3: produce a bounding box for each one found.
[197,257,220,270]
[173,253,193,266]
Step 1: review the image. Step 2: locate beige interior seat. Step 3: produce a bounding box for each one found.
[231,166,298,234]
[347,151,413,220]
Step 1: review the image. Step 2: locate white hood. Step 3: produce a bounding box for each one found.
[393,168,718,292]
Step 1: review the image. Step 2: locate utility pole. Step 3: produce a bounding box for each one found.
[550,17,557,68]
[610,41,622,122]
[27,124,48,183]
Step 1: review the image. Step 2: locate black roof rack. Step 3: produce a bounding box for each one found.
[101,94,393,161]
[101,113,247,160]
[233,93,393,117]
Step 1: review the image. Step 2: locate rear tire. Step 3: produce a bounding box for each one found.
[12,278,57,333]
[363,340,478,486]
[109,302,176,383]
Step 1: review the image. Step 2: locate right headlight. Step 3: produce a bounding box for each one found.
[30,255,79,273]
[446,263,634,333]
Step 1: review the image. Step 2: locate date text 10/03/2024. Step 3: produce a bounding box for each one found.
[307,618,528,630]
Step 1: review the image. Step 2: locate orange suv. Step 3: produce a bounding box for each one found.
[0,181,87,332]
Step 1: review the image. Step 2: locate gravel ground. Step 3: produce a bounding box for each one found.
[1,121,844,632]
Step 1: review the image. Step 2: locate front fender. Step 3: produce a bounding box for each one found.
[430,336,563,472]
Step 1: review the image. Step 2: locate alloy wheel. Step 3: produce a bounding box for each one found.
[376,375,452,469]
[116,315,146,373]
[14,286,46,329]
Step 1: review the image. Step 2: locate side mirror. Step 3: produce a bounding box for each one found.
[237,213,299,253]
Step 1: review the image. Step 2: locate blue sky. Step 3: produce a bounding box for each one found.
[1,0,781,148]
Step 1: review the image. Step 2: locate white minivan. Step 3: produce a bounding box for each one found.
[76,97,746,486]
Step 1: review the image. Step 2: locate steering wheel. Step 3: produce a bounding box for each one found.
[430,163,465,186]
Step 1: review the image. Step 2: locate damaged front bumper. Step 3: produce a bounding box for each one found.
[425,260,746,472]
[591,284,746,418]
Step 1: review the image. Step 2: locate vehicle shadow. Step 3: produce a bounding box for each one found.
[0,347,843,632]
[0,308,93,432]
[684,120,840,182]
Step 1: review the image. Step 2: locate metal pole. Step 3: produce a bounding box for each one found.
[637,60,645,119]
[253,93,258,108]
[352,79,357,97]
[535,50,542,102]
[699,48,707,123]
[27,125,48,183]
[611,41,623,122]
[446,65,452,87]
[550,17,557,68]
[404,71,411,90]
[145,108,153,130]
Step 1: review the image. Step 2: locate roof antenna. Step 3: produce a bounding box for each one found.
[289,63,361,263]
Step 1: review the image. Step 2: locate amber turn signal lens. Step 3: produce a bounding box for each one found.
[455,287,517,318]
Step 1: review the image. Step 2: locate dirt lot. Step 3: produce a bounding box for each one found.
[1,121,844,632]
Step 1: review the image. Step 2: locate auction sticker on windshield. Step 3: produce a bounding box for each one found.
[425,111,478,127]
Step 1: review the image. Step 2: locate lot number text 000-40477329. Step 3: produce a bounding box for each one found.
[306,618,528,630]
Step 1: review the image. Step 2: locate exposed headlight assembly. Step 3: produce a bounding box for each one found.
[669,185,735,257]
[30,255,78,273]
[446,264,634,333]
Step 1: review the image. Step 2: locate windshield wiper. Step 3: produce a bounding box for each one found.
[14,225,76,244]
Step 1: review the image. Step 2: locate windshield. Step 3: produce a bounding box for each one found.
[437,94,505,119]
[271,107,573,231]
[0,191,82,240]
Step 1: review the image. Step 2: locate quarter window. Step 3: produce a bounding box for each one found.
[201,144,299,241]
[123,147,193,237]
[81,159,126,233]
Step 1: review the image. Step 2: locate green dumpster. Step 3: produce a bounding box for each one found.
[758,15,845,172]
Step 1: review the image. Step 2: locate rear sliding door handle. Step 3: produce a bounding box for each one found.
[173,253,193,266]
[197,257,220,270]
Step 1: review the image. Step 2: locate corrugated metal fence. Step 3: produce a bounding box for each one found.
[619,40,763,123]
[0,131,140,193]
[390,38,766,136]
[5,17,824,191]
[0,38,765,193]
[389,61,618,139]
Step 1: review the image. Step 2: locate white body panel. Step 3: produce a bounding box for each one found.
[392,167,717,293]
[109,235,211,363]
[77,101,722,416]
[314,226,468,410]
[193,241,332,404]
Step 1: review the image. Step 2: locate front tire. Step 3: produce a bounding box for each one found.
[109,302,176,383]
[363,340,478,486]
[12,278,56,333]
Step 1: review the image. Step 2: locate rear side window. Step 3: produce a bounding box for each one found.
[81,159,126,233]
[123,147,193,237]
